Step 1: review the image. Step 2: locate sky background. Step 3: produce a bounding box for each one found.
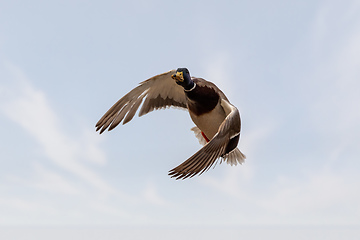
[0,0,360,239]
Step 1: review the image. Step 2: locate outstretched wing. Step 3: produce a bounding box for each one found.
[168,99,241,180]
[96,70,187,133]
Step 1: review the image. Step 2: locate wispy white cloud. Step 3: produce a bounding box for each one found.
[0,61,174,225]
[0,62,114,195]
[259,168,360,225]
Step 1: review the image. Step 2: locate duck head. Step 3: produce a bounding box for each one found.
[171,68,195,91]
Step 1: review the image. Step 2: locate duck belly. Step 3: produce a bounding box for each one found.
[189,103,226,140]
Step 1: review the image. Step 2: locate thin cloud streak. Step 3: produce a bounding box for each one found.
[0,65,115,195]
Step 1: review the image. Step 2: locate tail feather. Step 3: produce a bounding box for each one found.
[222,148,246,166]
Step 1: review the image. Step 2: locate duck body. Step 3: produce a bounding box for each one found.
[186,78,224,139]
[96,68,245,180]
[179,75,241,157]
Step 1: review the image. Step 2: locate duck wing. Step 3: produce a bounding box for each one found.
[168,99,241,180]
[96,70,187,133]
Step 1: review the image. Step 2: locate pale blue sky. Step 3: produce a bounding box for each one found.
[0,0,360,238]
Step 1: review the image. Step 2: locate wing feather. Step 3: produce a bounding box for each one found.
[168,100,240,180]
[123,95,145,124]
[96,70,187,133]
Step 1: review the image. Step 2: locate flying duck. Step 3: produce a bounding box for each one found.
[96,68,245,180]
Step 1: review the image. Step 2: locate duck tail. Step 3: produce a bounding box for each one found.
[222,148,246,166]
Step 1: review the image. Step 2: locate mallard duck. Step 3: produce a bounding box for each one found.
[96,68,245,180]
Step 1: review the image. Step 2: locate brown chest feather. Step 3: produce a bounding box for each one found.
[186,84,220,115]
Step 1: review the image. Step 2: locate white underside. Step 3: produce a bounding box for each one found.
[188,102,226,140]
